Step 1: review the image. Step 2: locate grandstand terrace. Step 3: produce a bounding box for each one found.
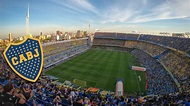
[94,32,140,40]
[139,35,190,53]
[124,41,167,57]
[93,32,190,93]
[131,49,178,95]
[93,38,125,47]
[94,32,190,55]
[0,34,190,105]
[43,38,90,68]
[160,51,190,91]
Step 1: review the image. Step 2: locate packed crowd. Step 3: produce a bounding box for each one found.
[92,45,131,52]
[94,32,140,40]
[125,34,139,40]
[160,51,190,91]
[93,36,190,94]
[124,41,166,57]
[94,32,116,38]
[0,51,190,106]
[43,39,88,68]
[95,32,190,53]
[93,39,125,47]
[131,49,178,95]
[93,39,167,57]
[139,35,190,53]
[0,33,190,105]
[44,45,89,68]
[43,39,87,57]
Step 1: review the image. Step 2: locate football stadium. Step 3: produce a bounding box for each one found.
[1,0,190,105]
[0,32,190,105]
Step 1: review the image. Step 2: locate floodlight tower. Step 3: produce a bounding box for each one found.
[26,3,30,35]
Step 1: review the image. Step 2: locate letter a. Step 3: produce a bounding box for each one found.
[19,54,27,63]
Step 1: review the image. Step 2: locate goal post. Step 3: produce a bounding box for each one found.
[73,79,87,87]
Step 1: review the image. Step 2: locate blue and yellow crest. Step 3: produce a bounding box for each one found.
[3,37,43,82]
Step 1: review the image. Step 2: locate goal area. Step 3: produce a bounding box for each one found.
[73,79,87,87]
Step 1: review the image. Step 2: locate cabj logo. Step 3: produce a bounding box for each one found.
[3,37,43,82]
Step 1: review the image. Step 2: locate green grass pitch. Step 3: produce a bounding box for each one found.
[45,49,146,95]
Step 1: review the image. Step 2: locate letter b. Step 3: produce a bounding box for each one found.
[26,51,33,60]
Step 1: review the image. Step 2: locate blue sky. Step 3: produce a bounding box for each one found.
[0,0,190,38]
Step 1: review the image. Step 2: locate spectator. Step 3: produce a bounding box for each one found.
[53,94,62,106]
[0,82,26,105]
[0,83,3,93]
[73,98,83,106]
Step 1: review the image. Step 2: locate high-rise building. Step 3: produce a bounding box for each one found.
[9,33,13,42]
[40,32,43,35]
[56,35,60,41]
[76,30,82,38]
[84,31,87,37]
[56,30,62,36]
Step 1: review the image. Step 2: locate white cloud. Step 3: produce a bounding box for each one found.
[170,0,190,16]
[50,0,98,14]
[73,0,98,14]
[100,1,138,23]
[142,0,148,5]
[101,0,190,23]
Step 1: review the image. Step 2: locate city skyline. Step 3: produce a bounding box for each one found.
[0,0,190,38]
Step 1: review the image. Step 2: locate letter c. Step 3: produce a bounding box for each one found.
[11,57,18,65]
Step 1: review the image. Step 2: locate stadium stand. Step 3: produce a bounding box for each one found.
[139,34,190,53]
[94,32,140,40]
[125,34,140,40]
[43,38,89,68]
[131,49,178,95]
[93,32,190,93]
[93,32,190,98]
[124,41,167,57]
[0,34,190,105]
[160,51,190,91]
[94,32,190,54]
[0,51,190,105]
[94,32,116,39]
[93,38,125,47]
